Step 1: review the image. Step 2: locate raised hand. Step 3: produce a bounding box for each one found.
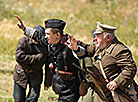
[14,15,25,31]
[65,34,79,51]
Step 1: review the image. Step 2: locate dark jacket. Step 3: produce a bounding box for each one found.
[13,36,48,88]
[24,27,55,87]
[24,28,80,101]
[46,39,81,102]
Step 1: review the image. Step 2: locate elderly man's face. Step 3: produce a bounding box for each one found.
[45,28,58,44]
[94,33,108,50]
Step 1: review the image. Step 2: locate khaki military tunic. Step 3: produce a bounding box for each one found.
[77,37,137,102]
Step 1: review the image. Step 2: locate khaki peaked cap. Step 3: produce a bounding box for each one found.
[94,22,116,35]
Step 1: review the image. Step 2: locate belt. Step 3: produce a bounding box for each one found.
[17,64,32,73]
[59,74,72,79]
[55,69,73,80]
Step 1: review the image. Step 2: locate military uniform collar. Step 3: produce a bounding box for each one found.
[52,37,65,49]
[49,38,66,55]
[48,35,67,55]
[94,37,118,62]
[103,37,118,55]
[55,41,65,50]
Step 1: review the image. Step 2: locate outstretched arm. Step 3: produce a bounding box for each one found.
[15,15,36,38]
[14,15,25,31]
[14,15,47,45]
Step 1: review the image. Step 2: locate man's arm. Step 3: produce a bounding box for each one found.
[44,63,54,90]
[15,15,47,45]
[113,49,137,87]
[15,15,25,31]
[24,27,47,45]
[16,38,44,65]
[65,34,95,58]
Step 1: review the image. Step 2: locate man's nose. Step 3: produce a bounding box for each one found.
[45,34,48,39]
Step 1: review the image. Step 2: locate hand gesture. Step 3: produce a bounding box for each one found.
[65,34,79,51]
[106,81,118,91]
[14,15,25,31]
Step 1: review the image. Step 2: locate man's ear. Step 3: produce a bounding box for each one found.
[56,32,60,37]
[56,32,60,40]
[107,35,112,41]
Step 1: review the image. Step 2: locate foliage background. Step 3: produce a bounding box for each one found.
[0,0,138,101]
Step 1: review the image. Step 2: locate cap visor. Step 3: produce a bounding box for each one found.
[93,31,102,35]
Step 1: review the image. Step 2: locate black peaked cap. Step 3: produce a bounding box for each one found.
[44,19,66,31]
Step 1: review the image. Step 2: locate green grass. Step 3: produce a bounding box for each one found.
[0,0,138,101]
[0,0,138,48]
[0,98,13,102]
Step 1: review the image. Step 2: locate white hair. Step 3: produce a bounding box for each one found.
[103,32,115,39]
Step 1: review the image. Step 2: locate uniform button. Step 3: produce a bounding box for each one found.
[54,62,56,64]
[54,56,56,59]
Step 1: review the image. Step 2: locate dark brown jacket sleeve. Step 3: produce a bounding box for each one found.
[15,37,43,66]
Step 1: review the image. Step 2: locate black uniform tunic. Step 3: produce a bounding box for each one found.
[24,27,81,102]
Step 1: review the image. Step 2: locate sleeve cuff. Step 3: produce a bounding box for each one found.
[74,46,86,57]
[24,27,36,38]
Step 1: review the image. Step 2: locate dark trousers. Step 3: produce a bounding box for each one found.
[13,81,41,102]
[52,74,80,102]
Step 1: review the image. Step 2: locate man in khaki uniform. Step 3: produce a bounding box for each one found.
[66,22,138,102]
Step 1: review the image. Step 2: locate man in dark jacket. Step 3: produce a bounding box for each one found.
[15,16,81,102]
[13,25,48,102]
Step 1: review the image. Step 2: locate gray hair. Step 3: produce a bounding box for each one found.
[103,32,115,39]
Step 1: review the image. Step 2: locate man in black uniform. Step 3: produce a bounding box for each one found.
[15,16,81,102]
